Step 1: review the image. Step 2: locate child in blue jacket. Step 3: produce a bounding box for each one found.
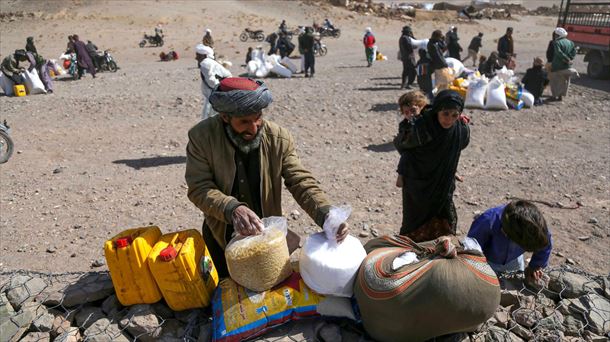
[468,200,552,285]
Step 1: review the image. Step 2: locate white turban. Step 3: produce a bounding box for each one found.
[195,43,214,58]
[365,27,372,33]
[205,28,211,34]
[554,27,568,38]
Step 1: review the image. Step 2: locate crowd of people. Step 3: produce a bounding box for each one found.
[391,24,576,105]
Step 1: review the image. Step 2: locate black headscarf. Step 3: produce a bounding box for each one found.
[401,90,469,232]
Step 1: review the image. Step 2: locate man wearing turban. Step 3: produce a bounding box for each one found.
[185,77,349,277]
[196,43,231,120]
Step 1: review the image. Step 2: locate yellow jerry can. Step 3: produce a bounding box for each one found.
[104,226,163,306]
[13,85,26,97]
[148,229,219,311]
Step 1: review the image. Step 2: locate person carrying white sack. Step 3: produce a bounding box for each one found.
[548,27,576,102]
[195,44,232,120]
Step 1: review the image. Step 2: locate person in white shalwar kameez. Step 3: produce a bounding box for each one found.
[196,44,232,120]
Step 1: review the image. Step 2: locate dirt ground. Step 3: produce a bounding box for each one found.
[0,0,608,276]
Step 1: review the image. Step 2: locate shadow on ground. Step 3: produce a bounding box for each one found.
[365,142,395,153]
[113,156,186,170]
[371,102,399,113]
[571,75,610,93]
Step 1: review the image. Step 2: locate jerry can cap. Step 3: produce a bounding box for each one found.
[160,246,177,262]
[115,236,133,248]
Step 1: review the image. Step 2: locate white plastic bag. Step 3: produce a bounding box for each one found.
[445,57,465,78]
[247,60,260,77]
[300,232,367,297]
[521,89,535,108]
[485,77,508,110]
[23,68,46,95]
[270,64,292,78]
[0,71,15,96]
[280,56,297,73]
[323,206,351,241]
[464,77,488,109]
[392,252,419,270]
[225,216,292,292]
[495,66,514,83]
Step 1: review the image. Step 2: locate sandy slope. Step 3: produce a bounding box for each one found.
[0,0,608,275]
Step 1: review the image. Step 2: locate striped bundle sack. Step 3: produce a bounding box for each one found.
[354,235,500,342]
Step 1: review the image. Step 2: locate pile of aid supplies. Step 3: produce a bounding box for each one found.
[105,206,501,342]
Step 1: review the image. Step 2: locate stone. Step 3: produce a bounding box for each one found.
[318,322,342,342]
[562,315,585,336]
[581,293,610,335]
[151,301,174,320]
[536,311,564,332]
[197,322,212,342]
[493,311,509,329]
[44,273,115,307]
[158,319,186,340]
[0,304,34,342]
[101,294,123,319]
[483,326,524,342]
[75,306,106,329]
[359,231,370,238]
[174,308,200,324]
[511,308,542,328]
[84,318,130,342]
[0,293,16,325]
[508,321,534,340]
[500,290,521,307]
[548,271,599,298]
[602,277,610,300]
[31,312,55,332]
[5,275,48,310]
[54,327,81,342]
[49,309,75,337]
[20,332,51,342]
[536,329,564,342]
[119,304,161,341]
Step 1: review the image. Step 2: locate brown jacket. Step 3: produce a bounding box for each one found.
[185,116,331,248]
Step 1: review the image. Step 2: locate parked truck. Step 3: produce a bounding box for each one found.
[557,0,610,79]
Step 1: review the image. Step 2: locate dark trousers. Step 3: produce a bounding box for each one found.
[402,59,416,87]
[202,222,233,278]
[304,51,315,75]
[400,188,457,242]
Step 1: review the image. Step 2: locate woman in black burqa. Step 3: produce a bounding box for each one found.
[394,89,470,241]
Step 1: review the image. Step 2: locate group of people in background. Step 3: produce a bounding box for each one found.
[1,37,57,93]
[394,24,576,105]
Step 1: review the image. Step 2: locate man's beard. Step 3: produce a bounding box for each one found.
[224,124,262,154]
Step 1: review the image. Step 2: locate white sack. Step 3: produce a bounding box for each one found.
[247,60,259,76]
[445,57,465,77]
[23,68,46,95]
[300,233,367,297]
[270,64,292,78]
[464,78,488,109]
[485,77,508,110]
[267,54,281,66]
[255,64,270,78]
[410,38,429,50]
[280,56,297,73]
[0,71,15,96]
[521,89,535,108]
[495,66,514,83]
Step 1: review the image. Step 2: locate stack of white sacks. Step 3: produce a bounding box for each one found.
[246,48,297,78]
[442,57,535,110]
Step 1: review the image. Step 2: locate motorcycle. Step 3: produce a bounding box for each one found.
[318,26,341,38]
[239,28,265,42]
[97,50,118,72]
[313,40,327,57]
[139,34,164,48]
[0,120,13,164]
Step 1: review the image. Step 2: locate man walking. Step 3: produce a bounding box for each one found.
[497,27,514,68]
[446,26,462,60]
[462,33,483,67]
[196,44,232,120]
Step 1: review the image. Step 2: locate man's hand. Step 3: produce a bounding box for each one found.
[232,205,263,236]
[336,222,349,243]
[459,114,470,124]
[525,266,543,283]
